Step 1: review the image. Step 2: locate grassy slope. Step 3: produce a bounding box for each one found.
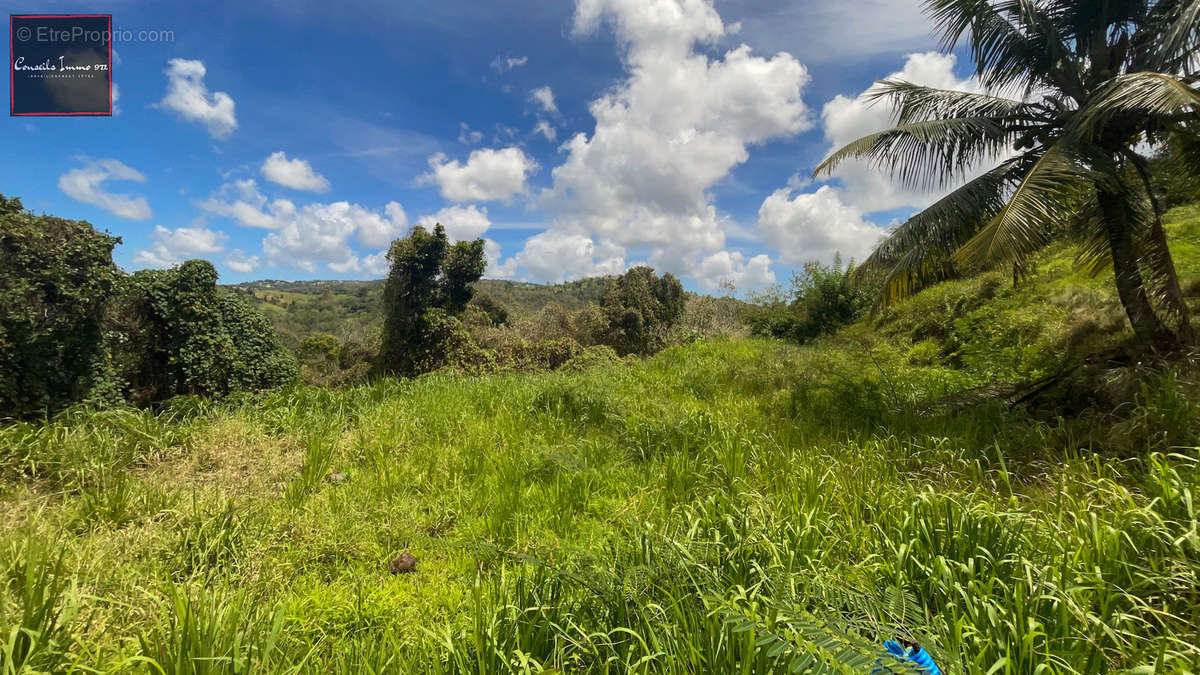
[1,209,1199,672]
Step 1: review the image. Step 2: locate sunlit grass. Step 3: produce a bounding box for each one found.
[2,212,1200,672]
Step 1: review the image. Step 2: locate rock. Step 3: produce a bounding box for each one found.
[328,472,347,483]
[389,552,417,574]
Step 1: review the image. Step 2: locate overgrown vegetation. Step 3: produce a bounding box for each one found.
[2,201,1198,673]
[0,195,295,420]
[746,256,871,343]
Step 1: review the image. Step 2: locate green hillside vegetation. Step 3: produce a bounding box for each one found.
[232,277,616,351]
[2,203,1199,672]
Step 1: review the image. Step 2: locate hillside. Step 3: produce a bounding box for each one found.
[228,277,616,349]
[2,206,1199,671]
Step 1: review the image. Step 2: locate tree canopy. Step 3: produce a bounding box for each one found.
[818,0,1200,347]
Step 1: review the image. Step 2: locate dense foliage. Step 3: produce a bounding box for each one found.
[0,195,122,419]
[747,256,870,343]
[107,260,298,405]
[819,0,1200,347]
[600,266,685,355]
[0,196,295,417]
[376,225,486,377]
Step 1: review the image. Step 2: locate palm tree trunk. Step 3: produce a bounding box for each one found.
[1097,189,1179,348]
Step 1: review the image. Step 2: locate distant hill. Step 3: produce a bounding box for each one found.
[227,277,617,349]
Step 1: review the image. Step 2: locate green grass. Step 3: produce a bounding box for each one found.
[2,212,1200,673]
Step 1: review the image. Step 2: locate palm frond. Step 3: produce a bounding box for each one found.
[1132,0,1200,74]
[1075,72,1200,141]
[954,142,1093,269]
[859,157,1028,309]
[923,0,1073,94]
[866,79,1034,124]
[814,118,1015,191]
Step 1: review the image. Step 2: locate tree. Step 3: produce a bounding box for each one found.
[109,260,296,404]
[0,195,122,418]
[816,0,1200,348]
[600,266,685,355]
[376,224,487,376]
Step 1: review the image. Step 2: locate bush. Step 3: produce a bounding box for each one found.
[747,256,868,344]
[561,344,621,372]
[108,260,296,404]
[0,196,123,419]
[600,267,685,356]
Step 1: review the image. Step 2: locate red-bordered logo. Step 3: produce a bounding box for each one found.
[10,14,113,116]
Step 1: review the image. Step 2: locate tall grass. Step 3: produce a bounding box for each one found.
[0,330,1197,672]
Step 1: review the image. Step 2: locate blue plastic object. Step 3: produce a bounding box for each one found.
[877,640,941,674]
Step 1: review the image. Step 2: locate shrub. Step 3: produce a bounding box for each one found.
[600,267,685,356]
[561,344,621,372]
[747,256,868,344]
[108,260,296,404]
[495,338,583,371]
[0,195,123,419]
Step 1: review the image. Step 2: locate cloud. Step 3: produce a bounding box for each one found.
[416,204,491,241]
[198,179,294,229]
[483,238,518,279]
[224,249,260,274]
[819,51,981,213]
[458,122,484,144]
[58,157,152,220]
[530,86,558,115]
[516,0,809,284]
[532,119,557,142]
[755,185,884,264]
[157,58,237,139]
[133,225,228,268]
[424,147,537,202]
[261,200,409,273]
[506,230,627,283]
[690,250,775,291]
[490,55,529,72]
[260,151,331,192]
[199,180,408,274]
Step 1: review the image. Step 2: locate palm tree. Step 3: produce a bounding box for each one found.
[816,0,1200,348]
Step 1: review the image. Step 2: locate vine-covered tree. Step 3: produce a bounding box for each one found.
[600,266,685,355]
[109,260,297,404]
[0,195,122,418]
[376,224,487,376]
[817,0,1200,348]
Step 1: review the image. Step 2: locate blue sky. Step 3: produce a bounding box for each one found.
[2,0,981,293]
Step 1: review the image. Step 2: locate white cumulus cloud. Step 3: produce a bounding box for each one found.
[198,180,294,229]
[157,58,237,139]
[755,185,884,264]
[424,147,537,202]
[261,200,407,273]
[416,204,491,242]
[530,86,558,115]
[517,0,809,286]
[260,152,331,192]
[690,250,775,291]
[58,157,152,220]
[133,225,228,268]
[224,249,260,274]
